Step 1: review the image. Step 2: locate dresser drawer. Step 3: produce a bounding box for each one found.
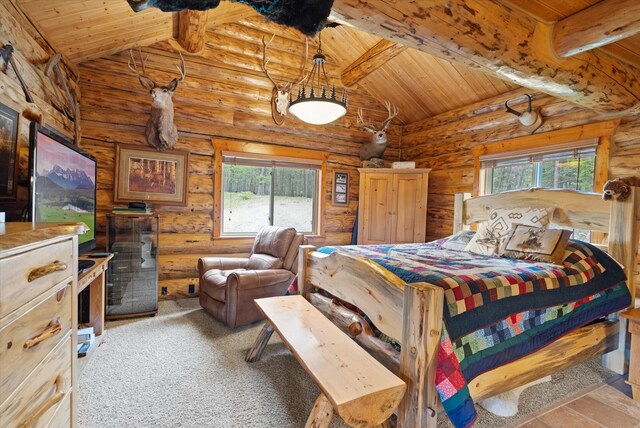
[0,239,74,318]
[0,334,72,428]
[0,283,72,405]
[45,392,71,428]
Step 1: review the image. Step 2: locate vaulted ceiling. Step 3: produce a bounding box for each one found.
[12,0,640,124]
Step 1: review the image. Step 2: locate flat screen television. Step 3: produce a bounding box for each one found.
[29,123,97,254]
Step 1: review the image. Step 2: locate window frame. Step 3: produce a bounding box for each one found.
[471,120,619,197]
[482,145,597,195]
[212,138,328,243]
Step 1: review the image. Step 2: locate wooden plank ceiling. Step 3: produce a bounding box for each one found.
[16,0,175,64]
[14,0,640,123]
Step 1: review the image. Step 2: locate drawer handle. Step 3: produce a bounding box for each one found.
[19,376,64,428]
[23,320,62,350]
[28,261,67,282]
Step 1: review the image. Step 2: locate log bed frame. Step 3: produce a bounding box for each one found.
[297,188,640,427]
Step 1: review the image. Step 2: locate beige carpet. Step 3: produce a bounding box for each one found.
[78,298,615,428]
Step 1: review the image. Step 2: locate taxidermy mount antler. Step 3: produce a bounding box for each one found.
[505,93,543,132]
[45,53,80,144]
[358,100,399,161]
[261,34,308,126]
[129,48,185,151]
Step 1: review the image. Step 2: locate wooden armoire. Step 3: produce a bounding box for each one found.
[357,168,430,245]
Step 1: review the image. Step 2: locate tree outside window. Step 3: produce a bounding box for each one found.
[222,160,319,235]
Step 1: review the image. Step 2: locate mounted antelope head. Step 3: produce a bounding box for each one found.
[129,48,186,151]
[262,34,308,126]
[505,93,543,132]
[357,100,399,161]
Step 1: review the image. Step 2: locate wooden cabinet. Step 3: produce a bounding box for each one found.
[357,168,430,245]
[0,222,86,428]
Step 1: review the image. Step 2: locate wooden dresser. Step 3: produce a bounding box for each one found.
[0,222,87,428]
[357,168,431,244]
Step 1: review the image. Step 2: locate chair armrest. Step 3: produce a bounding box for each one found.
[198,257,248,276]
[227,269,294,291]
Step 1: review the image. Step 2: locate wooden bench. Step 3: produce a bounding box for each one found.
[246,295,406,428]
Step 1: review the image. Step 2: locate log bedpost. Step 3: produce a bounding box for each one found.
[298,245,316,299]
[452,193,471,234]
[607,187,640,304]
[397,282,444,428]
[602,187,640,374]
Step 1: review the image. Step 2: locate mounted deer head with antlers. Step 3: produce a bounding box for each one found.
[357,101,399,161]
[505,93,543,133]
[261,34,308,126]
[129,48,186,151]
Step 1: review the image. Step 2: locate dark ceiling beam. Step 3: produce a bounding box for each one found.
[552,0,640,57]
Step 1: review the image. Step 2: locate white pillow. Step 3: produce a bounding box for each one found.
[441,230,476,252]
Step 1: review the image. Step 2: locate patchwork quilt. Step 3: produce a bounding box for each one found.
[308,240,630,428]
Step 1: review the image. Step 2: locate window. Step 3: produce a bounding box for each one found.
[222,156,320,234]
[213,139,327,239]
[471,121,620,243]
[483,147,596,195]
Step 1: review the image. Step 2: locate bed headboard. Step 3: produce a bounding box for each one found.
[453,188,639,301]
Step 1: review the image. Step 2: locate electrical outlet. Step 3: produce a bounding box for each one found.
[161,287,167,296]
[188,284,195,294]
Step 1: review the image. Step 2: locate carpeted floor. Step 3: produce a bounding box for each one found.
[78,299,616,428]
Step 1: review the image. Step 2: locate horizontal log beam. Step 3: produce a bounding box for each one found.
[178,10,209,53]
[340,39,407,87]
[552,0,640,58]
[331,0,640,114]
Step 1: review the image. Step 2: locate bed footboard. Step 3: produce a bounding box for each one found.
[299,246,405,341]
[299,246,444,428]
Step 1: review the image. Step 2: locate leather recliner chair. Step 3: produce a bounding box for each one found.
[198,226,305,328]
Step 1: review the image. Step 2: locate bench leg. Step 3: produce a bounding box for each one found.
[305,393,334,428]
[245,323,274,363]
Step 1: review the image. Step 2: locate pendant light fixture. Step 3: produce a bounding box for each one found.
[289,31,348,125]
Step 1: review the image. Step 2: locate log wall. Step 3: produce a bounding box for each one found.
[0,1,76,220]
[78,28,400,299]
[402,89,640,242]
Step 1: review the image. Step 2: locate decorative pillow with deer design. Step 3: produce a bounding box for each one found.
[499,224,572,264]
[464,224,502,256]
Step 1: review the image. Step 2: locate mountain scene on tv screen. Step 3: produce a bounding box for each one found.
[35,164,95,238]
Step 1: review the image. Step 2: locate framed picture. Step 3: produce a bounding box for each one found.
[333,171,349,206]
[115,145,189,206]
[0,102,21,200]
